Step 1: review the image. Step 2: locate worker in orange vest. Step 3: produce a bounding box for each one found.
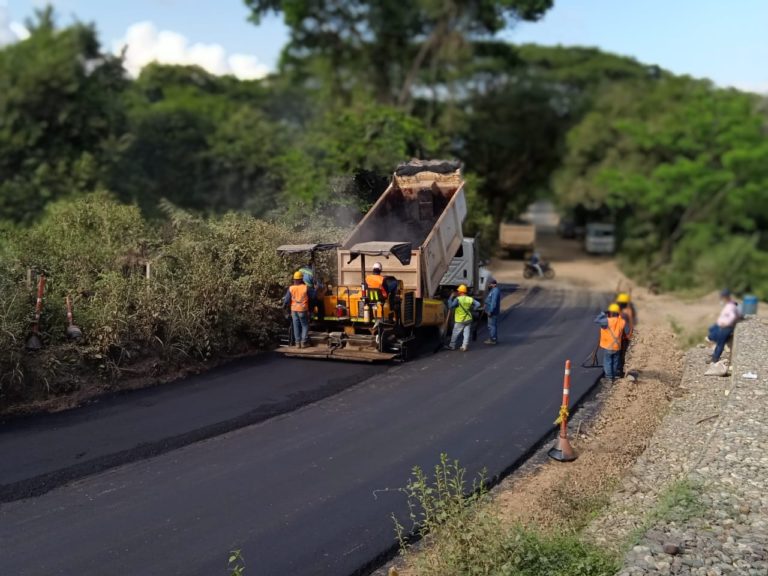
[283,271,311,348]
[365,262,388,300]
[616,293,635,376]
[595,303,630,381]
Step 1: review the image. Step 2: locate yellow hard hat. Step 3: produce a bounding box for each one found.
[293,271,303,280]
[457,284,468,293]
[608,303,621,313]
[617,293,631,304]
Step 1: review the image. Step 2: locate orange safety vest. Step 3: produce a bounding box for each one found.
[289,284,309,312]
[365,274,387,297]
[600,316,626,351]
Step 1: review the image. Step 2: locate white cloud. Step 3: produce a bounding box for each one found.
[730,81,768,95]
[0,5,28,46]
[114,21,270,81]
[10,21,30,41]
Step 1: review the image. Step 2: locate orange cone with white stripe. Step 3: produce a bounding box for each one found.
[548,359,577,462]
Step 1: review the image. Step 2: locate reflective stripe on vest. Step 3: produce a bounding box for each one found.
[366,274,387,298]
[454,295,475,324]
[600,316,625,351]
[289,284,309,312]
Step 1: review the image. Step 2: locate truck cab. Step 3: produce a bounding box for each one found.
[440,237,489,297]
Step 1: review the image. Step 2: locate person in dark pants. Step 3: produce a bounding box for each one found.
[708,289,740,363]
[283,271,311,348]
[447,284,481,351]
[595,303,631,381]
[483,278,501,345]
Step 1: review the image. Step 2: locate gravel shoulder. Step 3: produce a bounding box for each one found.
[596,317,768,575]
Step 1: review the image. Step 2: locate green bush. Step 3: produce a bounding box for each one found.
[0,193,346,409]
[395,454,618,576]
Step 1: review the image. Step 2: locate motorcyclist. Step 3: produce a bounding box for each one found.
[530,251,543,277]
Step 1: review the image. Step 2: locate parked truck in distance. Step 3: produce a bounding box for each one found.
[585,222,616,255]
[499,222,536,257]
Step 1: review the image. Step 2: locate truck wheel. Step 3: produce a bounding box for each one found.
[544,269,556,279]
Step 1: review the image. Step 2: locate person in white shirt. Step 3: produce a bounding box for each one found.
[708,289,740,363]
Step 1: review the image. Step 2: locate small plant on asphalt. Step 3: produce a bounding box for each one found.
[394,454,618,576]
[228,550,245,576]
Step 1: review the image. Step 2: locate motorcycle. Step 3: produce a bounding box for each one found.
[523,261,555,279]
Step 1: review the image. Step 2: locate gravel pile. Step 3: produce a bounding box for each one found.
[587,318,768,574]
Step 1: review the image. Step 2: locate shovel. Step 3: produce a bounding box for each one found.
[26,273,46,351]
[65,295,83,341]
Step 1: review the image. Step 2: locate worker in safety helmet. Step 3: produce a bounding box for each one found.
[616,293,635,375]
[283,271,311,348]
[595,302,630,381]
[299,261,326,319]
[447,284,481,351]
[365,262,387,297]
[616,292,636,326]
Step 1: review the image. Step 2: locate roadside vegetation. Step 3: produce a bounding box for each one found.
[2,3,767,409]
[0,193,343,410]
[392,454,618,576]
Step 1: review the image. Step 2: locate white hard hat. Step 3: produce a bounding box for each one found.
[372,262,382,271]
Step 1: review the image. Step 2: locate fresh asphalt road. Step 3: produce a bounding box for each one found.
[0,288,606,576]
[0,352,379,501]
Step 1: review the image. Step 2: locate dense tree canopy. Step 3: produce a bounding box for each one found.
[245,0,552,105]
[1,4,768,298]
[0,8,127,222]
[554,77,768,292]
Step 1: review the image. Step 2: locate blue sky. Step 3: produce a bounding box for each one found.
[3,0,767,91]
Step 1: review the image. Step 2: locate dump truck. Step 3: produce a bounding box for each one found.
[276,160,485,362]
[499,222,536,257]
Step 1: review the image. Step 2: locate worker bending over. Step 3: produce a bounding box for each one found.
[595,303,631,381]
[283,271,312,348]
[448,284,481,352]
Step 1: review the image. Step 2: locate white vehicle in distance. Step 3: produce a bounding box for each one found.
[585,222,616,255]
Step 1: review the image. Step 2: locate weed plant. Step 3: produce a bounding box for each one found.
[394,454,618,576]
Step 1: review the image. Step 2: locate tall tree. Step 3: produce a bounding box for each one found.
[244,0,552,106]
[0,8,128,223]
[114,64,284,216]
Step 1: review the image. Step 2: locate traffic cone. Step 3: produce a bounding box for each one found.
[548,359,577,462]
